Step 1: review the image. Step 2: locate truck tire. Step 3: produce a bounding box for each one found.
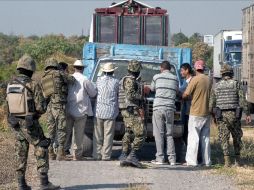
[83,132,93,157]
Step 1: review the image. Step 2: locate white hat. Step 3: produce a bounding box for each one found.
[73,60,85,67]
[101,62,118,72]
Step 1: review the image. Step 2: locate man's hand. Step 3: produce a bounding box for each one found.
[144,85,151,95]
[246,115,252,124]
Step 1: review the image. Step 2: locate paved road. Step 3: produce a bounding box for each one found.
[48,143,236,190]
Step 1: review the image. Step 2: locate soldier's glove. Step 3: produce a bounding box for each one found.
[38,138,51,148]
[127,106,134,114]
[7,115,19,129]
[25,115,33,128]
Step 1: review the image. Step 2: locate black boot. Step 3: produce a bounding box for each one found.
[39,173,60,190]
[17,175,31,190]
[118,151,128,161]
[125,150,142,168]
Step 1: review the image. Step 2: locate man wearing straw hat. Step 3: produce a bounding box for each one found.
[65,60,97,160]
[93,62,119,160]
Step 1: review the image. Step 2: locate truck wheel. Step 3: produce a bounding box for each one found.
[83,132,93,157]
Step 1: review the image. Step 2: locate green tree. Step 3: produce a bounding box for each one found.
[172,32,189,46]
[189,32,203,45]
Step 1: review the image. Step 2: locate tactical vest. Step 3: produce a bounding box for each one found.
[6,79,36,116]
[118,76,143,109]
[41,70,68,103]
[215,79,239,110]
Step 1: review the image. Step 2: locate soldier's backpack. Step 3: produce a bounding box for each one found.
[6,79,35,116]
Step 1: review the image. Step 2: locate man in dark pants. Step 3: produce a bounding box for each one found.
[180,63,193,147]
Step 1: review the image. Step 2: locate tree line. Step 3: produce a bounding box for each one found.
[0,32,213,82]
[172,32,213,69]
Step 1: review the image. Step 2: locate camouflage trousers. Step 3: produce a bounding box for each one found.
[47,102,66,148]
[121,109,146,152]
[12,119,49,177]
[217,111,243,156]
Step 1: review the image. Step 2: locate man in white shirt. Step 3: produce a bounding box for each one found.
[64,60,97,160]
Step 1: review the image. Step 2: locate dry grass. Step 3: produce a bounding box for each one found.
[210,122,254,190]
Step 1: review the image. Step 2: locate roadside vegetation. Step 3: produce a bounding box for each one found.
[210,123,254,190]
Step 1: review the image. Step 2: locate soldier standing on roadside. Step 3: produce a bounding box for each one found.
[6,55,59,190]
[209,64,251,167]
[41,58,75,161]
[118,60,146,168]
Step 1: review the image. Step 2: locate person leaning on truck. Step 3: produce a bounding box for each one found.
[41,58,75,161]
[182,60,211,167]
[209,64,251,167]
[179,63,193,147]
[118,60,146,168]
[6,55,60,190]
[65,60,97,161]
[148,61,179,165]
[93,62,119,161]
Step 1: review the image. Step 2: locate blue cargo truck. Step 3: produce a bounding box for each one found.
[81,0,192,159]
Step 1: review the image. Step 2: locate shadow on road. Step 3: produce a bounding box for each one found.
[64,182,153,190]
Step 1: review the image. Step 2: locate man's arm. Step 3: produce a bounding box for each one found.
[182,78,195,99]
[84,80,97,98]
[238,82,251,124]
[33,82,47,115]
[209,88,216,113]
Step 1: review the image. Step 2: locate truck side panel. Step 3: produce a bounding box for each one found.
[83,42,192,79]
[242,4,254,103]
[213,32,223,78]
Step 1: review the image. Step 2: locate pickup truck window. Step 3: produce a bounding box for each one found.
[92,60,176,84]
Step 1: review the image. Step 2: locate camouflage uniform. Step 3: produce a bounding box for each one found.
[118,60,146,167]
[42,58,75,160]
[209,64,250,165]
[6,55,59,190]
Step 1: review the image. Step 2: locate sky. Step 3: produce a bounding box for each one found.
[0,0,253,37]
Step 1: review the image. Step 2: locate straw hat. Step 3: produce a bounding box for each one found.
[73,60,85,67]
[101,62,118,72]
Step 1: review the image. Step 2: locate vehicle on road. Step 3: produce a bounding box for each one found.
[82,1,192,159]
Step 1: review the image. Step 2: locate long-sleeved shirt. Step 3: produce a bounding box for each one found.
[67,72,97,117]
[95,75,119,119]
[150,70,179,111]
[179,77,192,115]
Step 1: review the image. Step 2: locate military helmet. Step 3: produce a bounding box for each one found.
[17,54,36,72]
[128,60,142,72]
[45,58,59,70]
[220,64,233,75]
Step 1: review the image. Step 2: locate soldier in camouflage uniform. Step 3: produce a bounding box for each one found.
[6,55,59,190]
[209,64,251,167]
[118,60,146,168]
[41,58,75,161]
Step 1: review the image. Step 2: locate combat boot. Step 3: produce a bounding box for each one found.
[56,147,65,161]
[48,147,56,160]
[224,155,231,167]
[234,155,241,167]
[125,150,142,168]
[17,175,31,190]
[39,173,60,190]
[118,151,128,161]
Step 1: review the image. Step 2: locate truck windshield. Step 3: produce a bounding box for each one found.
[92,60,176,83]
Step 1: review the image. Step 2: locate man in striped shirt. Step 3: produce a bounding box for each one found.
[93,62,119,160]
[149,61,179,165]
